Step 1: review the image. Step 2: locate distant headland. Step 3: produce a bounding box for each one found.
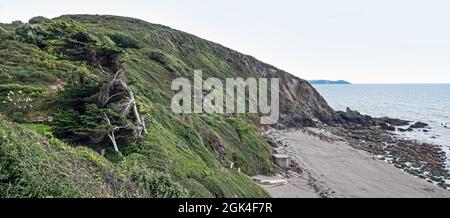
[309,80,352,85]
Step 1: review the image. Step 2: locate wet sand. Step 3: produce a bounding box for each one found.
[265,129,450,198]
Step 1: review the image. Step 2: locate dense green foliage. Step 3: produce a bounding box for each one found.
[51,84,134,146]
[109,33,141,49]
[0,118,186,198]
[0,15,273,198]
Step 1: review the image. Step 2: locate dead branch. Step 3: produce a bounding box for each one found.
[95,67,148,152]
[104,113,119,152]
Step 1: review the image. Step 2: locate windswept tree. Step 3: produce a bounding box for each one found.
[21,19,149,152]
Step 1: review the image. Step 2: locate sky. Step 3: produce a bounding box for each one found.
[1,0,450,83]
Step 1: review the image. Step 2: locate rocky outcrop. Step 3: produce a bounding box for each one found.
[333,108,374,126]
[376,117,410,126]
[410,122,429,129]
[379,123,396,131]
[330,107,412,132]
[208,45,336,127]
[398,127,413,132]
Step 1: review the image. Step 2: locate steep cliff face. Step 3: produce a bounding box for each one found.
[210,49,336,127]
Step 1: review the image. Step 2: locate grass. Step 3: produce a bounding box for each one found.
[0,15,274,198]
[0,118,187,198]
[0,120,130,197]
[19,124,52,135]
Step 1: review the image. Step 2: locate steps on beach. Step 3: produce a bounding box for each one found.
[252,175,288,187]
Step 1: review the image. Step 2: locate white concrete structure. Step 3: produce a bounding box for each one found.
[272,154,291,169]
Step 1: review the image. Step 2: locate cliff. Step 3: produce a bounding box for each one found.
[0,14,337,197]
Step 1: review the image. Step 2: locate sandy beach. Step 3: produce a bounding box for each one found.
[264,128,450,198]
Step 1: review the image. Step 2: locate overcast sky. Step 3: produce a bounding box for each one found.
[1,0,449,83]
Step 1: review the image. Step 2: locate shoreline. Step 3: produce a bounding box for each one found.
[261,128,450,198]
[328,126,450,188]
[395,127,450,172]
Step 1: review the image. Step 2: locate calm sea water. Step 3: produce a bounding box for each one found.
[313,84,450,169]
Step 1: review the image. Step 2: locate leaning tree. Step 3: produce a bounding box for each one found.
[25,20,150,152]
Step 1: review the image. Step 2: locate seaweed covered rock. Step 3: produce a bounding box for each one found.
[410,122,429,129]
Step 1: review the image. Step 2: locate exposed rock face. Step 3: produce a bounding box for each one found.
[330,107,411,131]
[334,108,374,126]
[208,46,336,127]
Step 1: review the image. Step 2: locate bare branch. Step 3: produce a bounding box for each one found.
[103,113,119,152]
[94,67,148,152]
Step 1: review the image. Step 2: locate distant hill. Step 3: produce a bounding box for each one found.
[309,80,351,85]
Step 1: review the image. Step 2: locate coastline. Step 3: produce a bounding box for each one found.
[261,128,450,198]
[312,83,450,171]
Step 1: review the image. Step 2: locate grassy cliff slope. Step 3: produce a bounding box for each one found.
[0,15,333,198]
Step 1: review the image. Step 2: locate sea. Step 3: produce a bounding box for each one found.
[313,84,450,170]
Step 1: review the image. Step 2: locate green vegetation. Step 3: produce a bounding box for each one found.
[0,84,45,122]
[109,33,141,49]
[0,15,273,198]
[0,118,186,198]
[18,123,52,135]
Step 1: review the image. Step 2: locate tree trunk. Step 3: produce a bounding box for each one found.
[97,68,148,152]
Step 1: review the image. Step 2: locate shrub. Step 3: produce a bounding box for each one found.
[15,20,124,71]
[109,33,141,49]
[28,16,51,24]
[118,154,188,198]
[0,84,43,93]
[0,85,44,122]
[14,24,48,47]
[146,49,180,75]
[53,103,127,144]
[0,119,144,198]
[0,26,6,35]
[15,20,96,49]
[11,21,23,28]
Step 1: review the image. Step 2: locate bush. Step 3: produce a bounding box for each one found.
[0,119,144,198]
[118,154,188,198]
[15,20,124,71]
[0,26,6,35]
[14,24,47,47]
[146,49,180,75]
[0,85,44,122]
[29,16,51,24]
[0,84,43,96]
[11,21,23,28]
[15,20,96,50]
[109,33,141,49]
[0,27,7,41]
